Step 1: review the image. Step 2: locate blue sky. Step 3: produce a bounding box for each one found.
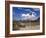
[13,7,40,21]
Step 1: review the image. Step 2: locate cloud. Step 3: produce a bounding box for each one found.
[21,12,39,21]
[33,8,40,11]
[18,8,23,10]
[18,8,32,12]
[22,13,30,17]
[25,9,32,12]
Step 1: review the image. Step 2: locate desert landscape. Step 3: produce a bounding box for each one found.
[13,18,40,30]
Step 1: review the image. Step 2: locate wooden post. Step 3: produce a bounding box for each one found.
[31,21,35,30]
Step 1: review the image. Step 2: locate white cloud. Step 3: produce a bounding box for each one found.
[18,8,22,9]
[18,8,32,12]
[22,13,30,17]
[33,8,40,11]
[25,9,32,12]
[21,12,39,21]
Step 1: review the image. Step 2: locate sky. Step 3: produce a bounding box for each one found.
[13,7,40,21]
